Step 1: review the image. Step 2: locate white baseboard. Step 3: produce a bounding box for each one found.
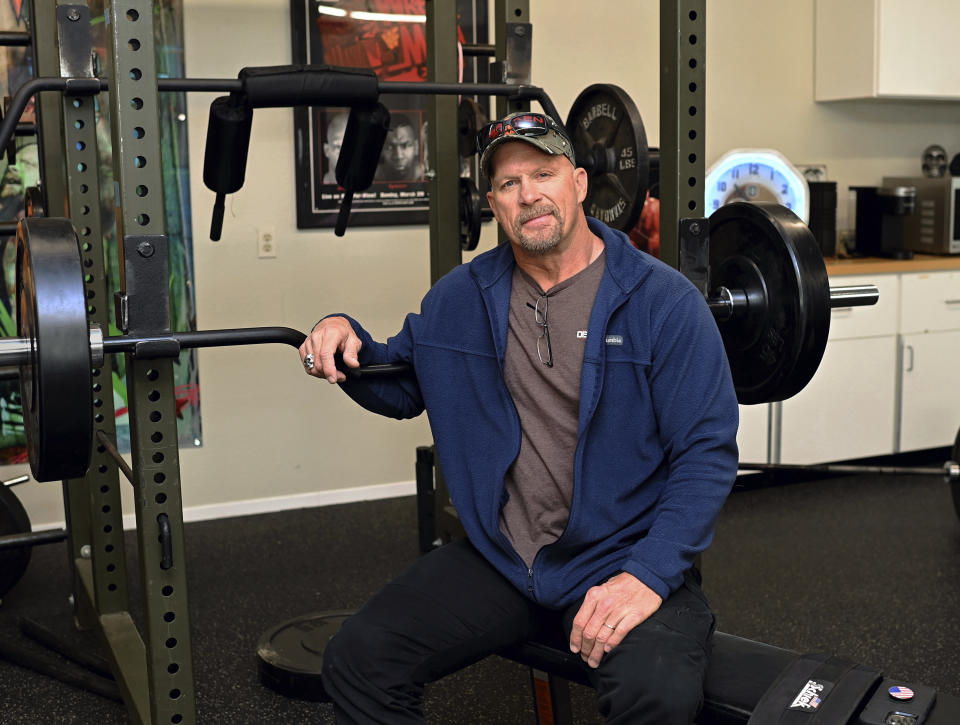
[23,480,415,532]
[125,479,417,529]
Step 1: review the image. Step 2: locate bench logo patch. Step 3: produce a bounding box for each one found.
[789,680,833,712]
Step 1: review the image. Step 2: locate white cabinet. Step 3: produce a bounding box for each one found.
[899,331,960,450]
[897,270,960,450]
[815,0,960,101]
[778,274,899,463]
[780,336,898,463]
[737,403,769,464]
[740,266,960,462]
[899,271,960,334]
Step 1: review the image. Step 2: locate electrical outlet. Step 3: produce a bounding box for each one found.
[258,227,276,258]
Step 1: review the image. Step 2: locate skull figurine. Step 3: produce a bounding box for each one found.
[922,145,948,178]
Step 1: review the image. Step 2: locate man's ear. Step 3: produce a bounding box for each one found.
[574,167,589,204]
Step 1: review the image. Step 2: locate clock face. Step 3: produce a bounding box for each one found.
[705,149,809,223]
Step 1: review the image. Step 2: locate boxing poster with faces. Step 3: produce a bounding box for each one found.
[291,0,488,228]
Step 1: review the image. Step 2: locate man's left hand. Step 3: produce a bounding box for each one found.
[569,572,663,668]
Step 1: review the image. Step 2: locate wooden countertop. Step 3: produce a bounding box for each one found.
[825,254,960,276]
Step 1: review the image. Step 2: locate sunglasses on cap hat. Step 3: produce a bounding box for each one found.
[477,113,564,154]
[477,112,575,176]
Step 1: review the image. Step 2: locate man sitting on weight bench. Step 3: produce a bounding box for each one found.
[300,111,740,724]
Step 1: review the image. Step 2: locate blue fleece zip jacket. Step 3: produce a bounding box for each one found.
[334,217,739,609]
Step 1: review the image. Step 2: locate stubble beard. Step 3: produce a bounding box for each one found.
[513,205,564,255]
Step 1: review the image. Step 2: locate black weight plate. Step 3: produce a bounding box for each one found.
[709,202,831,405]
[457,98,486,158]
[16,218,93,482]
[24,186,44,218]
[459,177,482,251]
[566,83,649,233]
[952,427,960,522]
[257,610,353,701]
[0,484,31,597]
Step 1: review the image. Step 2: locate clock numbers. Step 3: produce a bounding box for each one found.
[705,149,809,223]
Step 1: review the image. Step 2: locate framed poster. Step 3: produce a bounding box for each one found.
[290,0,488,229]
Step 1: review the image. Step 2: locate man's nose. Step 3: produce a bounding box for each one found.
[518,179,542,204]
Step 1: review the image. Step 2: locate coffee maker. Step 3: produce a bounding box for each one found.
[850,185,916,259]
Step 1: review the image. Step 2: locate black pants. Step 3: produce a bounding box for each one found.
[322,540,715,724]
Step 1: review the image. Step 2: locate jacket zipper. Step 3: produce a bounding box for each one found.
[541,296,625,554]
[477,278,533,599]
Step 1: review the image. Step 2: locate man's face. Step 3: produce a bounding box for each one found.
[485,141,586,256]
[323,115,347,166]
[384,125,418,173]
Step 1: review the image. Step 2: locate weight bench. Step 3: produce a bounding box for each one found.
[499,627,960,724]
[497,625,792,724]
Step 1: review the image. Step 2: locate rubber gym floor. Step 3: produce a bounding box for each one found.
[1,457,958,724]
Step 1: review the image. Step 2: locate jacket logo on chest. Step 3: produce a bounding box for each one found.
[604,335,623,346]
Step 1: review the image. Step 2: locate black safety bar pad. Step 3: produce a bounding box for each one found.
[746,652,881,724]
[238,65,379,109]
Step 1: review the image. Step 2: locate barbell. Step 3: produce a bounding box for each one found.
[10,218,406,482]
[9,209,875,483]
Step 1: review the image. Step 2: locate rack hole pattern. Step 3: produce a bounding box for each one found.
[682,4,705,215]
[61,60,128,615]
[115,3,187,720]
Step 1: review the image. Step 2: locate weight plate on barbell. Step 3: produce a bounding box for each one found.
[709,202,831,405]
[458,98,487,158]
[0,484,31,597]
[566,83,649,233]
[459,177,482,251]
[24,186,45,218]
[16,218,93,482]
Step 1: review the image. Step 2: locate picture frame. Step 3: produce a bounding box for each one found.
[290,0,488,229]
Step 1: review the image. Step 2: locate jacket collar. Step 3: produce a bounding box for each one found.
[470,217,656,368]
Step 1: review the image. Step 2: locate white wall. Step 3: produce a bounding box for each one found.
[11,0,960,528]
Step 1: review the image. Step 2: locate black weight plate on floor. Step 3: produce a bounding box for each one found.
[952,427,960,521]
[709,202,831,405]
[16,218,93,482]
[566,83,648,233]
[0,484,31,597]
[257,610,353,701]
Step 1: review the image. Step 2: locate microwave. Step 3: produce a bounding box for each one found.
[882,176,960,254]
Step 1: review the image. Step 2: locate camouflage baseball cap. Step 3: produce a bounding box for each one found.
[479,111,575,177]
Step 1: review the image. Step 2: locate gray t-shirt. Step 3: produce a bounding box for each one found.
[499,252,606,567]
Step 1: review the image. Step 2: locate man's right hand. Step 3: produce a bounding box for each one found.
[300,316,362,384]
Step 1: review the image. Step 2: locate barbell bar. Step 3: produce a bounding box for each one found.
[0,325,410,375]
[738,461,960,482]
[708,285,879,322]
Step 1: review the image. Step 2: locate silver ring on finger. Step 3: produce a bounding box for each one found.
[303,353,315,369]
[603,623,616,631]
